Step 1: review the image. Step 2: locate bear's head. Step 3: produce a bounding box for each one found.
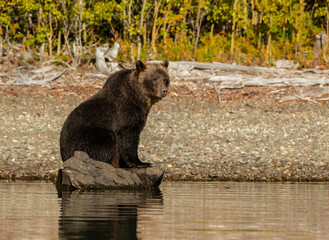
[135,60,170,101]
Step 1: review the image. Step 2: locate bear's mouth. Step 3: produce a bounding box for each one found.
[147,94,162,100]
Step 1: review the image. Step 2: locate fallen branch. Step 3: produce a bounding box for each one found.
[209,76,329,89]
[11,69,67,85]
[293,94,318,103]
[66,92,83,99]
[85,72,108,79]
[31,65,55,74]
[318,97,329,101]
[42,60,75,70]
[214,86,223,103]
[21,60,36,70]
[149,60,285,74]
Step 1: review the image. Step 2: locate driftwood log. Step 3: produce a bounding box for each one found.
[56,151,164,192]
[149,60,285,74]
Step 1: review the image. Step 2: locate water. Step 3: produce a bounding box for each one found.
[0,182,329,240]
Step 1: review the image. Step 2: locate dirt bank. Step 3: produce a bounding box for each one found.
[1,78,328,182]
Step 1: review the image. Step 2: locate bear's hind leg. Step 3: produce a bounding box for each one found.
[77,128,118,166]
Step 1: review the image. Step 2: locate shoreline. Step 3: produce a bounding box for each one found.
[1,84,328,183]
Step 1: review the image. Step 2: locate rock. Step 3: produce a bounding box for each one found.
[56,151,164,192]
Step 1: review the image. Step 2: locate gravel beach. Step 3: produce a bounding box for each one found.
[0,72,329,182]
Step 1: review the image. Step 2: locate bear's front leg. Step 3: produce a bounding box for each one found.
[117,129,152,168]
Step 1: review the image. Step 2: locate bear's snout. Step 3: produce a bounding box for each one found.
[161,89,168,97]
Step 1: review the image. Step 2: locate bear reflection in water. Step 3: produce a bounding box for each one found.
[59,189,163,240]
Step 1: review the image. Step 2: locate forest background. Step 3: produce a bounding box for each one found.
[0,0,329,68]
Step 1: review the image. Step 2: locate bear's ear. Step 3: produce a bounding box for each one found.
[162,60,169,69]
[135,60,146,73]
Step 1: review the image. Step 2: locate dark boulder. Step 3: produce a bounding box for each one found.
[56,151,164,192]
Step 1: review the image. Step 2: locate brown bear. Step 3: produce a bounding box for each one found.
[60,60,170,168]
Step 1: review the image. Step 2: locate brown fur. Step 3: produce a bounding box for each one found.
[137,63,170,111]
[60,60,170,168]
[111,135,120,168]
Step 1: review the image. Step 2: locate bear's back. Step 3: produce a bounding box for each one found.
[102,69,134,91]
[62,68,141,132]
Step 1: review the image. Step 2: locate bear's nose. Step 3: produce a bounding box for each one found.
[161,89,168,97]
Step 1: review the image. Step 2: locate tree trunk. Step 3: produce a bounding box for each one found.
[326,2,329,53]
[137,0,146,60]
[57,30,61,56]
[162,3,171,43]
[130,44,135,62]
[180,0,192,43]
[71,0,83,67]
[210,23,214,45]
[123,1,127,40]
[251,0,258,25]
[230,0,238,59]
[61,0,81,68]
[143,23,147,48]
[193,0,203,61]
[137,38,142,60]
[83,23,87,44]
[0,37,2,62]
[47,12,53,59]
[295,0,304,59]
[266,12,272,63]
[128,0,132,28]
[37,7,42,28]
[258,32,262,52]
[151,0,161,56]
[27,13,33,39]
[78,0,83,47]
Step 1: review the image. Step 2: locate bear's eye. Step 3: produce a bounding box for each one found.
[164,79,169,85]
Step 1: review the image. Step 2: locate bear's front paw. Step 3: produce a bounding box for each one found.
[122,162,135,168]
[135,162,152,168]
